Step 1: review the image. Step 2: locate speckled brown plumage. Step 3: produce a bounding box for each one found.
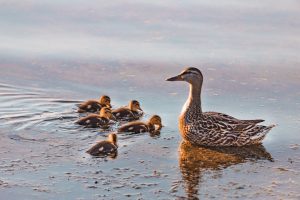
[78,95,111,113]
[112,100,143,121]
[167,67,275,146]
[86,133,118,157]
[118,115,162,134]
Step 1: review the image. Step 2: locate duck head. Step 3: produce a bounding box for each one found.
[99,107,116,120]
[148,115,163,130]
[99,95,112,108]
[129,100,143,112]
[108,133,118,146]
[166,67,203,85]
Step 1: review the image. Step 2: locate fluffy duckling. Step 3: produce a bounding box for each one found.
[78,95,111,113]
[76,107,115,128]
[118,115,162,134]
[112,100,143,121]
[86,133,118,157]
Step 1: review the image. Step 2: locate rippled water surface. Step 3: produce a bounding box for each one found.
[1,1,300,199]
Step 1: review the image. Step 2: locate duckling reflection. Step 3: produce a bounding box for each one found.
[178,141,272,199]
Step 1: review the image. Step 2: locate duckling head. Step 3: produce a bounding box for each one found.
[108,133,118,146]
[129,100,143,112]
[100,95,111,108]
[99,107,116,120]
[148,115,163,130]
[166,67,203,85]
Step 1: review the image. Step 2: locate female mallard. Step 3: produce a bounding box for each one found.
[86,133,118,157]
[118,115,162,134]
[112,100,143,121]
[76,107,115,128]
[78,95,111,113]
[166,67,275,146]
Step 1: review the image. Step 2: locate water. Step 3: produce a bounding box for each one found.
[1,1,300,199]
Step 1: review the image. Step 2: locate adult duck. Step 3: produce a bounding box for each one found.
[166,67,275,146]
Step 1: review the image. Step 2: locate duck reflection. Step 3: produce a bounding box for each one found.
[178,141,272,200]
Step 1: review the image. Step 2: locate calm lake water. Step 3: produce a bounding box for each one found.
[1,1,300,199]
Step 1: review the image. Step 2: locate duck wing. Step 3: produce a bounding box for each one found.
[118,121,148,133]
[205,114,267,134]
[200,113,274,146]
[112,107,134,119]
[86,141,117,156]
[205,111,264,124]
[78,100,102,113]
[76,115,108,128]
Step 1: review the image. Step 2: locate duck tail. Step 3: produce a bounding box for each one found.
[250,124,276,144]
[242,119,265,124]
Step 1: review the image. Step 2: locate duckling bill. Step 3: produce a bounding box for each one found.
[78,95,111,113]
[76,107,115,128]
[118,115,162,134]
[86,133,118,157]
[112,100,143,121]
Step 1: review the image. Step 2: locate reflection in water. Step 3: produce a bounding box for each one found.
[178,141,272,199]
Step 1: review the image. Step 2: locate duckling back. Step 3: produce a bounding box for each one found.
[78,100,103,113]
[112,100,143,121]
[118,121,149,133]
[78,95,111,113]
[87,133,118,157]
[76,114,109,128]
[86,141,118,156]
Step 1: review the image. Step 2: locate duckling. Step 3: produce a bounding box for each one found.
[78,95,111,113]
[86,133,118,157]
[118,115,162,134]
[112,100,143,121]
[166,67,275,146]
[76,107,115,128]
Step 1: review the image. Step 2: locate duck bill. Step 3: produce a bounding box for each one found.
[138,106,143,112]
[166,74,183,81]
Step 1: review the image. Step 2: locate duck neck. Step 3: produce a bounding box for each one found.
[182,82,202,114]
[101,115,109,121]
[147,122,155,131]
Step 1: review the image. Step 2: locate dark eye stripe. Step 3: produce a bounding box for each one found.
[182,70,199,76]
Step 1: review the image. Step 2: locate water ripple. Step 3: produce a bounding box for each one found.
[0,83,81,140]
